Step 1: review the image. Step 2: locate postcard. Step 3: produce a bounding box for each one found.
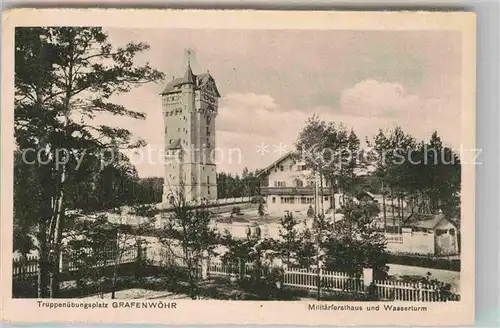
[1,9,476,326]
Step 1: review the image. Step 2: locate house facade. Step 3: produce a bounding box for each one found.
[161,56,220,204]
[258,152,344,215]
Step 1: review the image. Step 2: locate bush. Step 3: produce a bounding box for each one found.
[251,195,265,204]
[232,206,241,215]
[386,253,460,271]
[258,204,265,216]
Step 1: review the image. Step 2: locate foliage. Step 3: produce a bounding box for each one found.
[368,128,461,222]
[322,200,387,277]
[217,168,261,198]
[386,253,460,271]
[258,203,265,216]
[231,206,241,215]
[276,212,301,267]
[294,115,360,198]
[306,205,314,218]
[64,207,155,298]
[158,189,220,299]
[14,27,163,297]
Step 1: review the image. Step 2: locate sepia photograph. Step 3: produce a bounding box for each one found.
[1,9,476,326]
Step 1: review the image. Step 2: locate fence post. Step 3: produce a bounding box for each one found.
[418,282,423,301]
[362,267,374,297]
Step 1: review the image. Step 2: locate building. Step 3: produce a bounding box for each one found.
[161,55,220,204]
[384,214,460,255]
[258,152,344,215]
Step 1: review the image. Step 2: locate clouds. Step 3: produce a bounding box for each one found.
[99,28,462,177]
[339,80,420,117]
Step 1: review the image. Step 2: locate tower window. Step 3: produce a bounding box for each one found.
[178,128,181,132]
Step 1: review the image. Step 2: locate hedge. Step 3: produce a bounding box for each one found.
[386,253,460,272]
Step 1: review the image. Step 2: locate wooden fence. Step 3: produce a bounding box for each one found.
[207,260,459,302]
[13,248,460,302]
[12,247,140,279]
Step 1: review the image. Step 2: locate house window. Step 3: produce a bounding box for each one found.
[300,197,314,204]
[294,179,303,187]
[178,128,181,132]
[207,176,210,185]
[274,181,286,187]
[324,197,329,201]
[449,229,455,236]
[289,164,293,171]
[272,197,276,203]
[280,165,284,172]
[281,197,295,204]
[307,181,314,187]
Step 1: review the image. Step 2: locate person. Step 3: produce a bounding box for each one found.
[245,225,251,239]
[255,225,261,239]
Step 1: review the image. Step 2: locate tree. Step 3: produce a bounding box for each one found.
[277,212,301,267]
[14,27,164,297]
[322,200,387,279]
[158,188,220,299]
[64,204,156,298]
[295,115,353,216]
[13,150,40,257]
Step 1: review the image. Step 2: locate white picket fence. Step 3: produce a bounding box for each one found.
[13,248,460,302]
[207,260,459,302]
[373,279,459,301]
[12,247,140,278]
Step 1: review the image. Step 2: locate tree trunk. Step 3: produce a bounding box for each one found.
[111,267,117,299]
[320,175,324,216]
[49,183,66,298]
[37,219,48,298]
[391,194,395,231]
[331,177,336,222]
[382,180,387,232]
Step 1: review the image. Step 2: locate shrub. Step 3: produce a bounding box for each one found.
[251,195,265,204]
[306,205,314,218]
[232,206,241,215]
[258,204,265,216]
[386,253,460,271]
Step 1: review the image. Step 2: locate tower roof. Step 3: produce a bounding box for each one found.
[160,64,220,96]
[183,63,195,84]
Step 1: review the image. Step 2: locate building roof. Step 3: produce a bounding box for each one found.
[160,67,221,96]
[406,214,459,230]
[257,152,295,177]
[357,190,376,200]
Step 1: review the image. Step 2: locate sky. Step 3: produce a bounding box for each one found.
[97,28,462,178]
